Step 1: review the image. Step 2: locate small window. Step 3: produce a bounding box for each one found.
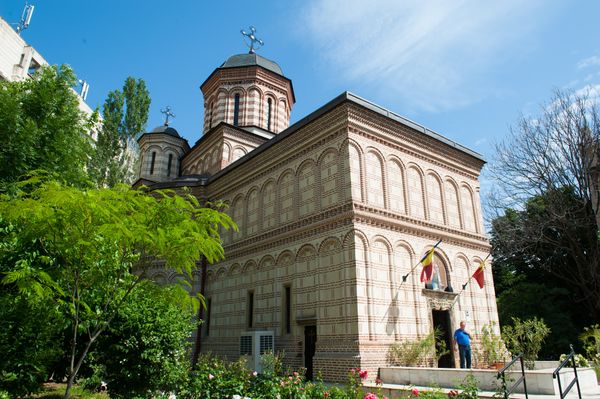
[150,151,156,175]
[247,291,254,328]
[167,154,173,177]
[209,102,214,129]
[284,285,291,334]
[233,94,240,127]
[266,98,272,131]
[206,298,212,336]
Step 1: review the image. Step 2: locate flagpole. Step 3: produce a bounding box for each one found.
[401,239,442,284]
[456,253,491,296]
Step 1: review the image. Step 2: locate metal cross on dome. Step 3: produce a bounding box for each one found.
[160,106,175,126]
[241,26,264,54]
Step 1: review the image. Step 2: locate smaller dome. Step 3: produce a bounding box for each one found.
[150,124,180,138]
[220,53,284,76]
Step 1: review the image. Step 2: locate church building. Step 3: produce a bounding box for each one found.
[134,45,499,381]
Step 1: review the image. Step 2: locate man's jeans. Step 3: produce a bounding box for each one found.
[459,344,472,368]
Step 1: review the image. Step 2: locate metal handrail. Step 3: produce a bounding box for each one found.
[553,344,582,399]
[496,353,528,399]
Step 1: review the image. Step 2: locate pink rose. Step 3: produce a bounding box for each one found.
[412,388,419,396]
[364,393,379,399]
[359,370,368,380]
[208,374,214,380]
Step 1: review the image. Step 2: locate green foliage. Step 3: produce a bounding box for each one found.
[0,65,94,189]
[479,323,508,366]
[0,179,235,398]
[491,89,600,323]
[501,317,551,369]
[0,293,64,397]
[179,354,251,399]
[89,77,151,187]
[580,324,600,377]
[33,383,107,399]
[491,189,591,358]
[413,386,447,399]
[0,220,67,397]
[84,283,194,398]
[387,327,448,367]
[559,353,589,367]
[260,350,285,376]
[455,375,479,399]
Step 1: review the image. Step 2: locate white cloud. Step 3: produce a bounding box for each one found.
[301,0,546,112]
[577,55,600,69]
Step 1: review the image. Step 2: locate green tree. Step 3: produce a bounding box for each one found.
[491,188,591,357]
[501,317,551,369]
[89,77,150,187]
[0,65,94,189]
[0,179,235,399]
[0,279,65,396]
[85,283,195,398]
[491,89,600,322]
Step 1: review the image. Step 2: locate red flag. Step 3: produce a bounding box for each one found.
[472,261,485,289]
[420,248,435,282]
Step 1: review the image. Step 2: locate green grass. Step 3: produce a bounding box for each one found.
[30,383,109,399]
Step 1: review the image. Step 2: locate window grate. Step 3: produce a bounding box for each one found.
[259,334,273,355]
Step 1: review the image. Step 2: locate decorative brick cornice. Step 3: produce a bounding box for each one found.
[208,108,349,197]
[347,104,483,179]
[352,203,490,251]
[223,203,354,258]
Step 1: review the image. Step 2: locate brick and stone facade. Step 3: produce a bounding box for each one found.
[135,52,498,382]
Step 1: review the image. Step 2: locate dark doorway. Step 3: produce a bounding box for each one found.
[432,310,454,368]
[304,325,317,380]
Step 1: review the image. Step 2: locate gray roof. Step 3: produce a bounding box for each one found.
[150,124,181,138]
[205,91,484,185]
[220,53,284,76]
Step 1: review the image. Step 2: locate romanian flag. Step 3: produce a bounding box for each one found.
[419,248,435,282]
[472,261,486,289]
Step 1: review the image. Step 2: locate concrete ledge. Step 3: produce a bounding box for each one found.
[378,366,599,396]
[364,382,600,399]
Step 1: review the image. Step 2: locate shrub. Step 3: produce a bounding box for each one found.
[580,324,600,378]
[0,292,64,397]
[480,323,508,367]
[387,328,448,367]
[559,353,589,367]
[85,283,195,398]
[501,317,550,369]
[455,375,479,399]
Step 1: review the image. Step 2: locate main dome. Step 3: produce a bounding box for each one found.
[219,53,283,76]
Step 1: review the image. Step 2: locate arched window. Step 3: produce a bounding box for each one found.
[150,151,156,175]
[233,94,240,127]
[266,98,272,131]
[209,102,214,129]
[167,154,173,177]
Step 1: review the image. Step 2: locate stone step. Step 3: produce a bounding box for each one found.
[363,382,600,399]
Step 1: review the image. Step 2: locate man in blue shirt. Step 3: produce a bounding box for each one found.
[453,321,472,368]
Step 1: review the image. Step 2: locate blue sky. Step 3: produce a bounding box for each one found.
[2,1,600,181]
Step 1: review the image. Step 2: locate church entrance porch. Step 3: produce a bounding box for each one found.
[432,309,454,368]
[304,325,317,380]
